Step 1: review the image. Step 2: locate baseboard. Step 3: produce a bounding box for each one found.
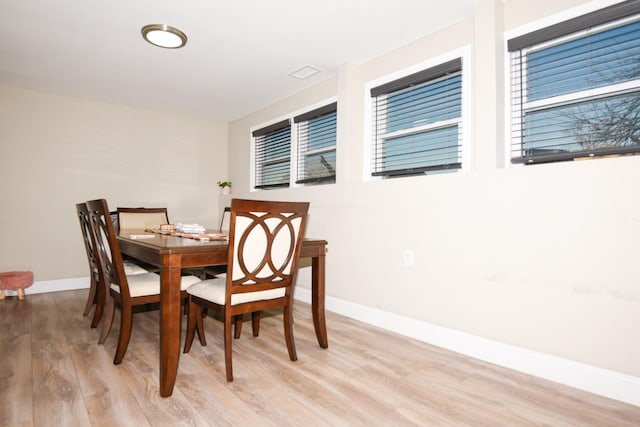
[294,287,640,407]
[23,278,639,407]
[7,276,89,297]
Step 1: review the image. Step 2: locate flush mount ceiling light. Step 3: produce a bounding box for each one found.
[288,65,322,80]
[141,24,187,49]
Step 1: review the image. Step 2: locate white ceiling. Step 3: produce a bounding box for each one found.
[0,0,476,122]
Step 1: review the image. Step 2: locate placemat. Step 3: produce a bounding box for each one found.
[144,228,228,242]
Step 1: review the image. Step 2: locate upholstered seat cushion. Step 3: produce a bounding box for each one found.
[187,277,285,306]
[111,273,201,297]
[123,260,150,276]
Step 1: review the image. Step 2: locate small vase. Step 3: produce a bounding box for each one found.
[220,187,231,195]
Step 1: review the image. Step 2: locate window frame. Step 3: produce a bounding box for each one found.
[365,49,471,180]
[294,102,337,185]
[507,0,640,165]
[252,119,292,190]
[251,98,337,191]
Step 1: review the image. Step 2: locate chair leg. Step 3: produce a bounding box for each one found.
[90,300,103,329]
[184,300,196,353]
[98,296,115,344]
[234,314,243,339]
[251,311,261,337]
[184,299,205,353]
[83,274,96,317]
[283,304,297,361]
[233,312,261,338]
[114,304,133,365]
[195,303,206,346]
[91,275,107,329]
[91,285,105,328]
[224,312,234,382]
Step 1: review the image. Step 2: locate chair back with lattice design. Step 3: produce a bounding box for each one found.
[76,202,99,278]
[226,199,309,302]
[87,199,131,298]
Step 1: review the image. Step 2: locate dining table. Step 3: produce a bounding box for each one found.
[116,229,328,397]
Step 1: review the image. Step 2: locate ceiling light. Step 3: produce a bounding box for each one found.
[141,24,187,49]
[289,65,322,80]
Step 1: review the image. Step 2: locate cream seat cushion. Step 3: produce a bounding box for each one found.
[111,273,201,297]
[123,260,150,276]
[187,277,285,306]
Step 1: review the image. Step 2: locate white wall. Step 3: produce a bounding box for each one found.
[228,0,640,381]
[0,85,228,280]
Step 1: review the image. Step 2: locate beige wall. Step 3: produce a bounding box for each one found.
[228,0,640,377]
[0,85,228,280]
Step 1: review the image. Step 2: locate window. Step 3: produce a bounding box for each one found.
[370,58,463,177]
[509,1,640,164]
[253,119,291,189]
[295,102,337,184]
[252,101,337,190]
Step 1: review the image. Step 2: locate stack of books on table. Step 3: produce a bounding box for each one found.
[175,223,206,234]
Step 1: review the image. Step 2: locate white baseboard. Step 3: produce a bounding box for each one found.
[23,278,639,407]
[6,276,89,297]
[294,287,640,408]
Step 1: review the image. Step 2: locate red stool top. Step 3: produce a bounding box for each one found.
[0,271,34,290]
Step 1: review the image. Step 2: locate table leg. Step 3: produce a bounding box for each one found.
[159,259,183,397]
[311,253,328,348]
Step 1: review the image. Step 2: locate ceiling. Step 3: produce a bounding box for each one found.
[0,0,476,122]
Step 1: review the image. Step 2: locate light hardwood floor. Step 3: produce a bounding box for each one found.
[1,289,639,426]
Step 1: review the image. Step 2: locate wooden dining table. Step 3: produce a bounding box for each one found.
[116,229,328,397]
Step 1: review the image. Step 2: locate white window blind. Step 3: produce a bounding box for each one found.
[509,0,640,164]
[253,120,291,189]
[370,58,463,177]
[295,102,337,184]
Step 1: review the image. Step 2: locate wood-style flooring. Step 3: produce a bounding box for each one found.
[1,289,639,426]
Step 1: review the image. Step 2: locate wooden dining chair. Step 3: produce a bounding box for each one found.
[183,198,309,381]
[86,198,201,364]
[115,206,172,273]
[219,206,231,231]
[116,207,169,230]
[76,202,152,329]
[116,206,170,232]
[76,202,103,328]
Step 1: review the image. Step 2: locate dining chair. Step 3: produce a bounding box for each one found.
[115,206,172,273]
[183,198,309,381]
[219,206,231,231]
[116,206,170,231]
[196,206,232,282]
[76,202,103,328]
[77,202,152,328]
[86,198,201,364]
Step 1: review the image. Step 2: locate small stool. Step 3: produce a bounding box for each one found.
[0,271,34,300]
